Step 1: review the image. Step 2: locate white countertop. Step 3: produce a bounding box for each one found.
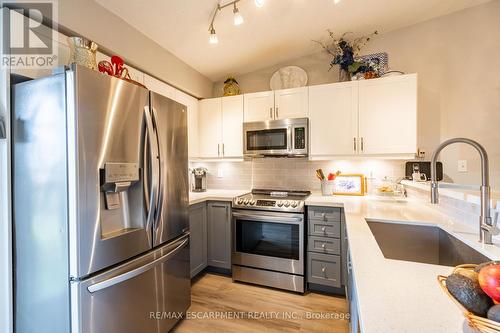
[189,189,250,205]
[189,189,500,332]
[306,193,500,333]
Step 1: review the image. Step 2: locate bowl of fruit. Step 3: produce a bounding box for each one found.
[438,262,500,332]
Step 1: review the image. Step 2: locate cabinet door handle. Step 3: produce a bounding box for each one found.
[321,267,326,274]
[269,107,273,119]
[275,107,279,119]
[217,143,220,157]
[321,243,326,249]
[353,137,356,152]
[361,137,364,152]
[222,143,225,156]
[321,226,326,232]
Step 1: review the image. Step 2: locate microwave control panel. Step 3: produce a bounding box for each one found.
[294,127,306,149]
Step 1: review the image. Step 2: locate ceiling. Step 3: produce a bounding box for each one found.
[95,0,489,81]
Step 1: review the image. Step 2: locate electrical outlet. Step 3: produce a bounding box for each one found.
[217,168,224,178]
[417,148,426,159]
[458,160,467,173]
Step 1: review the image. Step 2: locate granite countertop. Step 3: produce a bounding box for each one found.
[189,189,250,205]
[306,193,500,333]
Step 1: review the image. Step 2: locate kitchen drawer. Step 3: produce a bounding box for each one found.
[308,220,340,238]
[307,236,340,255]
[308,206,341,222]
[307,253,341,288]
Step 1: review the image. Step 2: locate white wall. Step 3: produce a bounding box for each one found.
[212,0,500,188]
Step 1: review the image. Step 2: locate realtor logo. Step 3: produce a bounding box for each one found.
[1,1,58,69]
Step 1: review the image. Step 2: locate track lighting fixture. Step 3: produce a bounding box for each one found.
[208,0,264,44]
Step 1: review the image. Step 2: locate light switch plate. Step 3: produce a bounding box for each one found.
[458,160,467,172]
[217,168,224,178]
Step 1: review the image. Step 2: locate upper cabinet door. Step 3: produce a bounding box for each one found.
[175,91,199,159]
[243,91,274,122]
[198,98,222,158]
[221,95,244,158]
[309,82,359,156]
[274,86,308,119]
[358,74,417,155]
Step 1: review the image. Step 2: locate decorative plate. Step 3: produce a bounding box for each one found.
[355,52,389,76]
[270,66,308,90]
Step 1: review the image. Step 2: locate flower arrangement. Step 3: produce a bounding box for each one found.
[313,30,378,81]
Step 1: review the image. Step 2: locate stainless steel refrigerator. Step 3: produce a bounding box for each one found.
[12,64,190,333]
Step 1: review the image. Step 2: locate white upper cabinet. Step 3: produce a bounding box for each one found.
[243,91,274,122]
[274,86,308,119]
[309,81,359,157]
[243,88,308,122]
[175,90,199,159]
[198,96,244,159]
[199,98,223,158]
[358,74,417,155]
[221,95,244,158]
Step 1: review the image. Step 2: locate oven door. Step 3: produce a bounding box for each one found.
[232,209,304,275]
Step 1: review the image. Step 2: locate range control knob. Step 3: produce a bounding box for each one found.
[237,198,243,205]
[243,198,249,205]
[249,199,256,205]
[284,200,290,207]
[277,200,283,207]
[291,201,298,208]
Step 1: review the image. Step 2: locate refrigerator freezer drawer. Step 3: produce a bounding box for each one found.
[73,233,191,333]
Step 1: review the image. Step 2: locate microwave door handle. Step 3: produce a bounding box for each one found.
[288,125,292,152]
[143,106,159,234]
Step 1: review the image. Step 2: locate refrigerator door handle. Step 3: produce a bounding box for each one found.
[143,106,159,233]
[150,107,164,228]
[87,233,189,293]
[0,116,6,139]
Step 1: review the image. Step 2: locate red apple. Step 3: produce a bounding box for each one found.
[478,264,500,302]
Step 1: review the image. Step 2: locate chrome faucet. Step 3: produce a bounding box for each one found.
[430,138,493,244]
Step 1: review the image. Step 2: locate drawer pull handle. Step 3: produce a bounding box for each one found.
[321,243,326,249]
[321,267,326,274]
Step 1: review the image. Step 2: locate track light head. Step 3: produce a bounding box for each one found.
[209,27,218,44]
[233,4,244,26]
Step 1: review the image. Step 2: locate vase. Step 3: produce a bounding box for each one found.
[338,68,351,82]
[223,78,240,96]
[68,37,98,70]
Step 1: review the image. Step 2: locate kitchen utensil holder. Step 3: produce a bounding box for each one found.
[438,264,500,333]
[321,180,334,196]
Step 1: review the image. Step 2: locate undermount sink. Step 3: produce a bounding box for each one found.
[367,221,490,266]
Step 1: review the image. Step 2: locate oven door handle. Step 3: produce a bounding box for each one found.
[232,212,303,224]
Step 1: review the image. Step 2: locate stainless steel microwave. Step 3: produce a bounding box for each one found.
[243,118,308,157]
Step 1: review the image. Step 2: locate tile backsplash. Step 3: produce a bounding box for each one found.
[190,158,406,191]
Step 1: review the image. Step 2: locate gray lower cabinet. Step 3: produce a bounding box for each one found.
[307,253,341,288]
[307,206,346,292]
[189,202,207,278]
[207,201,232,269]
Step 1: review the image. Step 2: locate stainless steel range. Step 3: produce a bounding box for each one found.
[232,189,310,293]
